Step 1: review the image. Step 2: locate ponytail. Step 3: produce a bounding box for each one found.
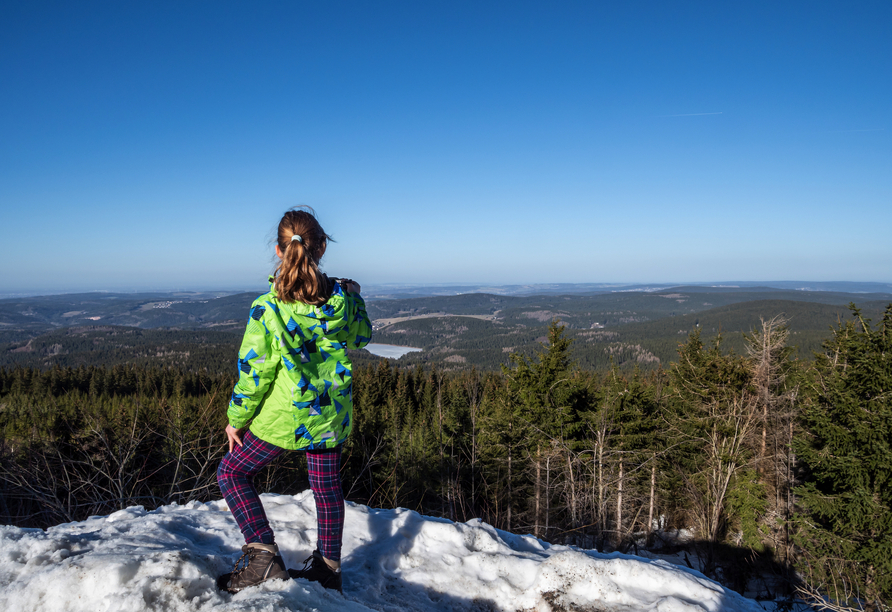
[273,207,333,305]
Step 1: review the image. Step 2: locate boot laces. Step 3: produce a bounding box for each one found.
[230,547,257,578]
[298,553,316,571]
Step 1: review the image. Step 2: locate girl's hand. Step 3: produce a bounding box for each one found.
[225,424,244,453]
[337,278,361,294]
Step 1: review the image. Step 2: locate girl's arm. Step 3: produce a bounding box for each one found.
[226,300,277,431]
[342,287,372,350]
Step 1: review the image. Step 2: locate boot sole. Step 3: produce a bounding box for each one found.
[287,568,342,593]
[217,572,290,593]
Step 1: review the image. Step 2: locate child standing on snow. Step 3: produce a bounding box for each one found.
[216,207,372,593]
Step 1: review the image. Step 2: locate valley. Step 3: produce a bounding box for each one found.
[2,284,891,373]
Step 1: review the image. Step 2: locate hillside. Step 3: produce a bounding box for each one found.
[371,298,891,370]
[0,326,241,372]
[1,286,890,372]
[0,291,251,341]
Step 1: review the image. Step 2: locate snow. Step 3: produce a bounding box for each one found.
[0,491,762,612]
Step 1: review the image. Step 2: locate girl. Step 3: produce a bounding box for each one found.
[216,207,371,593]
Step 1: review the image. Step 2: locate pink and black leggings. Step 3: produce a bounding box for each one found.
[217,430,345,562]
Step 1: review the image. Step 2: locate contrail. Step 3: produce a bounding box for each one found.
[827,128,885,133]
[658,112,723,117]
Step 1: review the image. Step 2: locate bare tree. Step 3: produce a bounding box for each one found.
[744,315,798,564]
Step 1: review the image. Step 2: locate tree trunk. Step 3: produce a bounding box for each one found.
[648,457,656,539]
[616,458,624,547]
[534,443,541,538]
[545,453,551,538]
[566,450,577,541]
[598,436,605,534]
[507,443,512,532]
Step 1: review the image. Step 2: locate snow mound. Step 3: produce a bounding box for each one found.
[0,491,761,612]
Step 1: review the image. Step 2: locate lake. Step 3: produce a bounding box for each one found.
[363,343,423,359]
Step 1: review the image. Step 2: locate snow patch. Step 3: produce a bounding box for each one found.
[0,491,761,612]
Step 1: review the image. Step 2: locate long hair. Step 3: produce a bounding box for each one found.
[274,207,333,305]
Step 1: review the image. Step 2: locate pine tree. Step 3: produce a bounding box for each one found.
[666,330,761,556]
[502,320,584,537]
[794,305,892,610]
[478,371,523,531]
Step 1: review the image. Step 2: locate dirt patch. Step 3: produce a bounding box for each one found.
[520,591,613,612]
[578,331,619,341]
[375,313,496,328]
[519,310,566,322]
[605,343,660,365]
[11,340,34,353]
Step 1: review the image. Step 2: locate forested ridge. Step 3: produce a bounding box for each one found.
[1,304,890,609]
[4,297,888,374]
[371,298,890,371]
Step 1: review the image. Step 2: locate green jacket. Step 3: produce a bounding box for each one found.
[227,278,372,450]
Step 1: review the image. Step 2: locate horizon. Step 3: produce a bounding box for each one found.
[3,278,892,301]
[2,2,890,293]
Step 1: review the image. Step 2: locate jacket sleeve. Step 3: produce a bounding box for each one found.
[227,300,278,429]
[343,293,373,350]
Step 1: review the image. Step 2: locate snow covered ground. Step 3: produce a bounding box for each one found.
[0,491,763,612]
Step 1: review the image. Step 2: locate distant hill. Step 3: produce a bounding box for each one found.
[0,326,241,372]
[368,289,892,337]
[372,298,891,371]
[571,299,891,370]
[0,324,378,374]
[362,280,892,298]
[0,291,256,342]
[1,284,889,373]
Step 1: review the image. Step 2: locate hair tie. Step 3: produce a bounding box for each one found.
[291,234,303,244]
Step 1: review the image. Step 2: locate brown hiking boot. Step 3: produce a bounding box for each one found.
[217,542,289,593]
[288,550,342,593]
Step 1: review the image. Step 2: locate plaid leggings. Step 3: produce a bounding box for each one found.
[217,430,345,562]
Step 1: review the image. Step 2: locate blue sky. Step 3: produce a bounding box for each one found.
[1,1,889,294]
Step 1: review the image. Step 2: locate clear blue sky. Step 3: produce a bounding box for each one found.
[1,1,889,294]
